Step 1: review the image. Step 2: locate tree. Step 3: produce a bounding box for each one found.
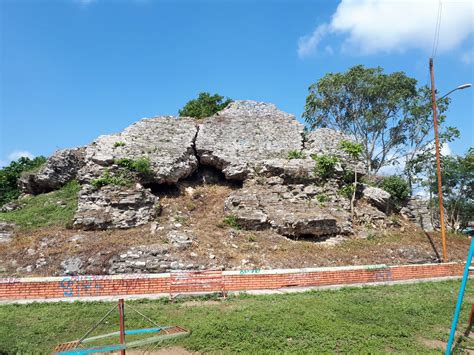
[179,92,232,119]
[303,65,456,180]
[425,149,474,232]
[0,156,46,206]
[340,140,363,219]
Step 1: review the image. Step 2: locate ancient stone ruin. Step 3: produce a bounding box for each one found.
[20,100,402,241]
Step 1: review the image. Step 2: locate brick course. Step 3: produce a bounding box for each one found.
[0,263,465,301]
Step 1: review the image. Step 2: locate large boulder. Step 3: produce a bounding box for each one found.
[77,117,198,184]
[361,184,392,213]
[73,184,160,230]
[19,148,85,194]
[195,101,305,180]
[224,180,352,238]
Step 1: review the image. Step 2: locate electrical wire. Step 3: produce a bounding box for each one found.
[431,0,443,59]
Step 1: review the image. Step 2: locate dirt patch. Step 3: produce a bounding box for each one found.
[0,182,471,277]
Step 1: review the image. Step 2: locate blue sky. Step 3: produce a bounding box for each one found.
[1,0,473,167]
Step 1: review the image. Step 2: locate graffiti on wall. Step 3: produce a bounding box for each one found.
[58,275,152,297]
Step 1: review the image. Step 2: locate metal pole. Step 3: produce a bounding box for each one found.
[118,298,126,355]
[446,238,474,354]
[429,57,448,262]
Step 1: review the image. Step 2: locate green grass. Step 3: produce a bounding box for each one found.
[1,280,473,353]
[0,180,80,230]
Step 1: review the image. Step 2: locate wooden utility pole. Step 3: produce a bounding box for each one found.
[118,298,126,355]
[429,57,448,262]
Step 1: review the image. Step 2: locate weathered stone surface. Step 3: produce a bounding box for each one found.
[60,257,84,275]
[224,180,352,238]
[167,231,194,250]
[19,148,85,194]
[0,221,15,243]
[196,101,304,180]
[400,197,434,231]
[259,158,316,183]
[78,117,198,184]
[361,184,392,213]
[0,202,22,212]
[304,128,366,174]
[108,245,184,274]
[73,184,160,230]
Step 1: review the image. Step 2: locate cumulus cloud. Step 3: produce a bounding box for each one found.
[7,150,34,162]
[298,0,474,57]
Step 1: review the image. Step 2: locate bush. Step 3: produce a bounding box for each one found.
[115,157,152,176]
[91,170,131,189]
[0,156,47,206]
[114,141,126,148]
[339,184,355,199]
[179,92,232,119]
[287,150,306,160]
[312,154,339,180]
[222,214,240,229]
[379,175,410,205]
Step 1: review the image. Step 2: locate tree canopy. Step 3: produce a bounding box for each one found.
[179,92,232,119]
[303,65,457,181]
[0,156,46,206]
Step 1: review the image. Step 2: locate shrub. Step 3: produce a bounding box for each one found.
[340,140,363,159]
[0,156,47,206]
[339,184,355,199]
[115,157,152,176]
[312,154,339,180]
[316,194,328,203]
[222,214,240,229]
[287,150,306,160]
[114,141,126,148]
[379,175,410,206]
[179,92,232,119]
[91,170,131,189]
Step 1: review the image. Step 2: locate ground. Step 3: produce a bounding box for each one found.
[1,280,474,353]
[0,183,471,276]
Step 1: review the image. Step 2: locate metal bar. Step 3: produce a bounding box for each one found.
[126,303,162,328]
[77,303,117,346]
[118,299,126,355]
[429,57,448,262]
[446,238,474,354]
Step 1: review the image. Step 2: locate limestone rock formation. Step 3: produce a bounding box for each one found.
[19,148,85,194]
[195,101,304,180]
[224,180,352,238]
[73,184,159,230]
[400,197,434,231]
[361,184,392,213]
[77,117,198,184]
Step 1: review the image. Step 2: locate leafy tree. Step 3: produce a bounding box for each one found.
[425,149,474,232]
[340,140,363,219]
[303,65,457,180]
[179,92,232,119]
[0,156,46,206]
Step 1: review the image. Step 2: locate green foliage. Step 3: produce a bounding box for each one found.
[0,156,47,206]
[91,170,131,189]
[303,65,454,176]
[340,140,363,159]
[312,154,339,180]
[115,157,152,176]
[248,235,257,242]
[287,150,306,160]
[339,184,355,199]
[1,280,472,353]
[113,141,126,148]
[222,214,240,229]
[316,194,328,203]
[379,175,410,206]
[0,180,80,230]
[426,149,474,232]
[179,92,232,119]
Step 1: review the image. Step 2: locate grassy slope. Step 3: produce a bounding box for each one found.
[0,181,80,230]
[1,281,474,353]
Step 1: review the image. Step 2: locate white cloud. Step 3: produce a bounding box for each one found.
[440,142,452,156]
[7,150,34,162]
[298,0,474,57]
[75,0,96,5]
[461,49,474,64]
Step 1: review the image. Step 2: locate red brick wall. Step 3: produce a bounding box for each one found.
[0,263,465,301]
